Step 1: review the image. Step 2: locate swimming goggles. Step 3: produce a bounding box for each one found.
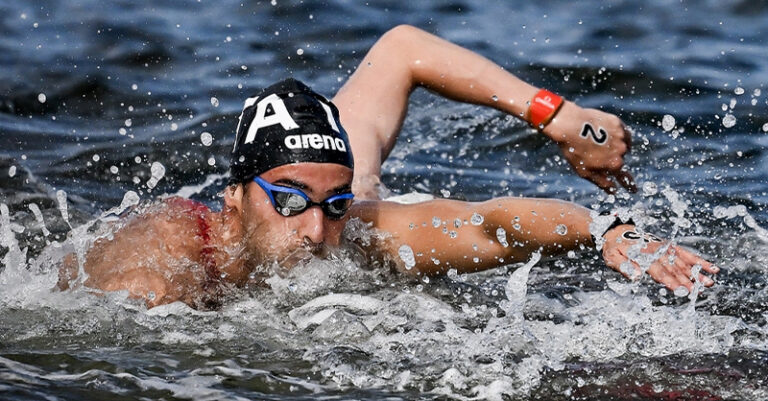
[253,176,354,220]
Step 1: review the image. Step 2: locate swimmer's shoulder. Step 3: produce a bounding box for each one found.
[111,197,211,260]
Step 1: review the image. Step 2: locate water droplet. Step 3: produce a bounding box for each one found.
[288,283,297,292]
[124,118,132,127]
[722,114,736,128]
[449,231,458,239]
[131,83,138,90]
[753,89,761,97]
[119,127,127,135]
[470,213,484,225]
[472,257,480,263]
[92,154,100,162]
[110,166,119,174]
[8,165,17,177]
[207,157,216,166]
[432,217,441,228]
[200,132,213,146]
[210,97,219,107]
[762,123,768,132]
[555,224,568,236]
[170,123,178,131]
[661,114,675,132]
[398,245,416,270]
[453,218,462,228]
[642,182,658,196]
[296,48,304,55]
[147,291,156,300]
[37,93,46,103]
[28,203,49,236]
[56,190,69,223]
[150,162,166,180]
[734,87,745,95]
[491,95,498,102]
[673,286,690,297]
[496,227,509,247]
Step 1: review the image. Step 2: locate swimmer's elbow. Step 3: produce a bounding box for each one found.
[378,25,426,56]
[383,24,422,41]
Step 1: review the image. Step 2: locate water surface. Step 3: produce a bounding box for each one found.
[1,1,767,400]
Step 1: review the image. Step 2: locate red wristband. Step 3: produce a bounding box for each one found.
[527,89,564,128]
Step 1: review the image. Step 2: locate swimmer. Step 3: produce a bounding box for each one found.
[334,25,635,198]
[57,79,718,309]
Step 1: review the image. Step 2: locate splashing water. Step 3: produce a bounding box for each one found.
[56,190,69,226]
[470,213,484,225]
[661,114,676,132]
[2,2,768,399]
[28,203,50,237]
[398,244,416,270]
[146,162,166,190]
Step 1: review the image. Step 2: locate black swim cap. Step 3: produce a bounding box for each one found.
[229,78,354,184]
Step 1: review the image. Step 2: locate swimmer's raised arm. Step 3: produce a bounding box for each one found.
[333,24,635,198]
[351,198,717,292]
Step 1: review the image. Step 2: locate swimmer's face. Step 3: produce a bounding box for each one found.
[227,163,353,267]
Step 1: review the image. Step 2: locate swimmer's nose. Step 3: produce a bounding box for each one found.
[299,206,326,245]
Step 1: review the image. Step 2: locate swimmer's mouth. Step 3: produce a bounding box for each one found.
[278,243,328,267]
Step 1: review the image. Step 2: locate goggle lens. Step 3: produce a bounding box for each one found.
[254,177,353,220]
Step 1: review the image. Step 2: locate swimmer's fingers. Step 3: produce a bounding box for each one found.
[657,247,714,292]
[677,247,720,275]
[602,245,624,272]
[589,172,618,194]
[621,122,633,150]
[674,255,715,287]
[611,169,637,193]
[646,256,693,292]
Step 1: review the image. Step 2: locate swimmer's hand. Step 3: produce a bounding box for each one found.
[543,102,636,194]
[601,224,719,293]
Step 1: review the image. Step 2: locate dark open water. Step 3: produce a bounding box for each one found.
[1,1,768,400]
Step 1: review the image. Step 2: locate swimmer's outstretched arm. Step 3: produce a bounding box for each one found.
[333,25,635,198]
[351,198,717,292]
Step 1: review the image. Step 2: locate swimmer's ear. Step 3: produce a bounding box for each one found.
[223,184,244,212]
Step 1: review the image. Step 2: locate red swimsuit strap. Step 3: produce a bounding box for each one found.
[167,197,221,289]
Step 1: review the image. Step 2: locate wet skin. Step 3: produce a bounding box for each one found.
[224,163,354,267]
[59,162,719,309]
